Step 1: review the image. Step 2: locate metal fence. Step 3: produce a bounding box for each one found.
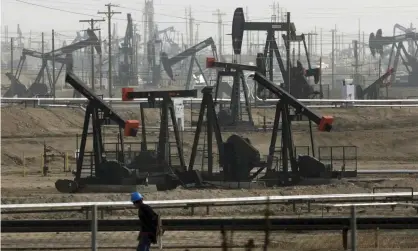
[2,198,418,251]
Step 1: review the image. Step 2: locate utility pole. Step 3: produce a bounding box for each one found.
[362,32,365,62]
[306,32,318,60]
[195,23,200,44]
[41,32,45,84]
[277,4,280,47]
[246,6,250,54]
[319,27,323,98]
[185,8,188,47]
[213,9,226,58]
[29,30,32,49]
[286,12,291,93]
[358,19,361,60]
[79,18,105,92]
[5,25,8,46]
[142,3,148,60]
[314,26,317,56]
[353,40,359,76]
[52,29,55,98]
[341,32,344,58]
[331,26,337,89]
[320,28,323,57]
[98,3,121,99]
[99,30,103,90]
[10,38,14,75]
[189,7,194,46]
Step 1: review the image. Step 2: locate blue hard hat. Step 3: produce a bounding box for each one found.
[131,192,143,202]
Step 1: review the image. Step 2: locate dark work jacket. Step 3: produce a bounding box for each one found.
[138,203,158,236]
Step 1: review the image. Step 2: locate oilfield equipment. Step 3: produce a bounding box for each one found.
[3,29,101,98]
[115,13,138,87]
[231,7,322,99]
[50,7,361,193]
[55,72,140,193]
[0,6,364,193]
[369,28,418,87]
[355,68,394,99]
[55,67,357,193]
[161,37,218,90]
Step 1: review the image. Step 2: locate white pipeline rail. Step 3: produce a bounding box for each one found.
[1,192,416,210]
[2,97,418,108]
[3,97,418,103]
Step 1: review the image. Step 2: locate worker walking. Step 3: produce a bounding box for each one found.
[131,192,159,251]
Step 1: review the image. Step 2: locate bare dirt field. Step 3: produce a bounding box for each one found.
[1,105,418,204]
[2,105,418,250]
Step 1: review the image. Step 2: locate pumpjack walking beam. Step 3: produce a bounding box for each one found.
[161,37,218,89]
[64,72,139,183]
[253,72,333,183]
[122,88,198,171]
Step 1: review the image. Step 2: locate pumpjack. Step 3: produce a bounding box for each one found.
[369,28,418,87]
[180,8,356,187]
[3,29,101,98]
[356,68,393,99]
[253,72,352,185]
[116,13,139,87]
[56,72,204,192]
[55,72,139,193]
[231,7,321,99]
[121,87,203,191]
[187,68,355,187]
[161,37,218,90]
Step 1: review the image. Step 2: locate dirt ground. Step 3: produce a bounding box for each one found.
[2,91,418,249]
[1,104,417,219]
[2,231,418,250]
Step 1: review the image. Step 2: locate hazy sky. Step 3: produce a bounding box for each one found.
[1,0,417,53]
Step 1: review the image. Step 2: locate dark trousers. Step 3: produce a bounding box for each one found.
[137,233,151,251]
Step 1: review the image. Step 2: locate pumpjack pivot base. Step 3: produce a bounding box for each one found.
[55,179,79,193]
